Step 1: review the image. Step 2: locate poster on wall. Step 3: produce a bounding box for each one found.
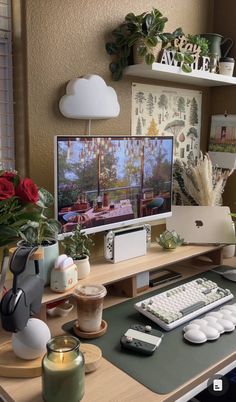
[131,83,202,161]
[208,114,236,169]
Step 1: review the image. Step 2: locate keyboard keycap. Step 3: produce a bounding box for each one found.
[134,278,234,331]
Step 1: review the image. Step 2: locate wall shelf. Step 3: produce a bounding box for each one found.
[125,63,236,87]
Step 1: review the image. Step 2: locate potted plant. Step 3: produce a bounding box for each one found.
[0,169,61,285]
[163,34,209,73]
[105,8,183,80]
[62,224,94,279]
[18,187,61,285]
[187,34,209,57]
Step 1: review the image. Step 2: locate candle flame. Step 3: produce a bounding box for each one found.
[59,349,64,363]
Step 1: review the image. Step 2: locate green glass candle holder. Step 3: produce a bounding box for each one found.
[42,335,85,402]
[157,230,184,250]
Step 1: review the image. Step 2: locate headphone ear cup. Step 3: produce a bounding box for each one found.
[0,289,29,332]
[0,289,13,315]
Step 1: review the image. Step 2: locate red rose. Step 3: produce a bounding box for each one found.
[16,178,39,203]
[1,171,17,181]
[0,177,15,200]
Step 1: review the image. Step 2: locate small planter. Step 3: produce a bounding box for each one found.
[133,40,162,64]
[75,256,91,279]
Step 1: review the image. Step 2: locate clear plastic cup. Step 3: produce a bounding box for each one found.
[73,284,107,332]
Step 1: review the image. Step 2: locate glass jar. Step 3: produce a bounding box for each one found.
[42,335,84,402]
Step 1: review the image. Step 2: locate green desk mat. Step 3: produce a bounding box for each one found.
[64,269,236,395]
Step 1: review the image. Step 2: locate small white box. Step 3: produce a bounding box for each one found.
[113,228,147,263]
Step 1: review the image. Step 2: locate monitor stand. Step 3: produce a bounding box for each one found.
[104,224,151,263]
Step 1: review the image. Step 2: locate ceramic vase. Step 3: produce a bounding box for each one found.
[17,241,59,286]
[223,223,236,259]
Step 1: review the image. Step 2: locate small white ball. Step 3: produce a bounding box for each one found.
[12,318,51,360]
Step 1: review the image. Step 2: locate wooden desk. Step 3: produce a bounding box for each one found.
[1,248,236,402]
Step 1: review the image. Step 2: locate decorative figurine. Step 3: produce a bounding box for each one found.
[157,230,184,250]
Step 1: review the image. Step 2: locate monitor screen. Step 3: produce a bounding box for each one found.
[55,135,173,234]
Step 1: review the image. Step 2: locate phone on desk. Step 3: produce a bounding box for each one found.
[149,269,182,287]
[120,324,163,355]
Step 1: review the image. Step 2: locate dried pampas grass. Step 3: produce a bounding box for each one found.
[173,153,233,206]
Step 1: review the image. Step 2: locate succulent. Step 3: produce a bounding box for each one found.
[157,230,184,250]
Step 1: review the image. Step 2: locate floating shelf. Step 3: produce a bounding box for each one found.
[125,63,236,87]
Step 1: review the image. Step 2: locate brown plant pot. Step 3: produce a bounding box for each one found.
[133,40,162,64]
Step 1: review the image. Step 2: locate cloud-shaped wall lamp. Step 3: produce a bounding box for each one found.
[59,74,120,119]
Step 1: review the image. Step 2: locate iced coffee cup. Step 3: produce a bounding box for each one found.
[73,284,107,332]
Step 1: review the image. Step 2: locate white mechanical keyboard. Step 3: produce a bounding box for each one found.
[135,278,233,331]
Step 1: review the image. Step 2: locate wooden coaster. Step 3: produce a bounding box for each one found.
[80,343,102,373]
[73,319,108,339]
[0,341,43,378]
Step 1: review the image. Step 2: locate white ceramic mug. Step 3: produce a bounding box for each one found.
[219,57,235,76]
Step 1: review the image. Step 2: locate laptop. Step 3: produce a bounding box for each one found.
[166,206,236,245]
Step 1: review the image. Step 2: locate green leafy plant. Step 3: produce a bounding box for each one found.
[0,170,61,247]
[105,8,183,80]
[172,51,195,73]
[19,188,61,246]
[187,34,209,56]
[164,34,209,73]
[62,224,93,260]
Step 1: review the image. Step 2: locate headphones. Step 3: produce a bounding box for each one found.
[0,246,44,333]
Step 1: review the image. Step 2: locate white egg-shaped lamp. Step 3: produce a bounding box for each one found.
[12,318,51,360]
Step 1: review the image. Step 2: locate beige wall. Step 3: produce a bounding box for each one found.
[13,0,213,188]
[211,0,236,213]
[12,0,214,249]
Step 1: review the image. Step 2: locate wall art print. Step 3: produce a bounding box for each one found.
[209,114,236,153]
[131,83,202,161]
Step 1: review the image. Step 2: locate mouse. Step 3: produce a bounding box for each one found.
[220,270,236,282]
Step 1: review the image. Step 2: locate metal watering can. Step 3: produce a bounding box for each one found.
[200,33,234,58]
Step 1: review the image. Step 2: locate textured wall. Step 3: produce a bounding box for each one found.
[16,0,213,190]
[211,0,236,213]
[12,0,214,250]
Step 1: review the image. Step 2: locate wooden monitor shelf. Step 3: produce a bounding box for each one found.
[39,243,223,316]
[1,245,235,402]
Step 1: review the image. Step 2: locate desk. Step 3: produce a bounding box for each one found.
[1,251,236,402]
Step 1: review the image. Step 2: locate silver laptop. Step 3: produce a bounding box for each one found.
[166,206,236,244]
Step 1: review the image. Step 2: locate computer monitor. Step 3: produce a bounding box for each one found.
[55,135,173,234]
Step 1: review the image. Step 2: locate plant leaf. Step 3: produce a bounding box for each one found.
[175,52,184,62]
[182,63,192,73]
[145,53,155,65]
[105,42,118,55]
[184,53,194,63]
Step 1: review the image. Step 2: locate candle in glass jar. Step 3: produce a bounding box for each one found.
[42,335,84,402]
